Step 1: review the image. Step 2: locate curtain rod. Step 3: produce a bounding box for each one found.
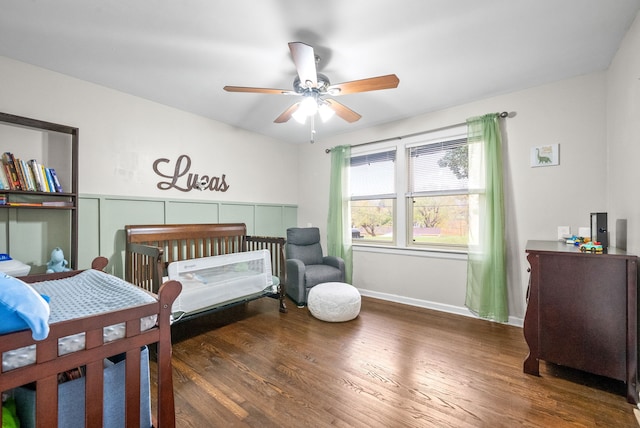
[325,111,511,153]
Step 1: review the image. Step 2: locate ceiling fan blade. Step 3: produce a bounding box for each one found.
[223,86,296,95]
[274,103,300,123]
[289,42,317,89]
[325,99,362,123]
[327,74,400,95]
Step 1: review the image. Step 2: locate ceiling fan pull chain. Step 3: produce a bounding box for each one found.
[310,115,316,144]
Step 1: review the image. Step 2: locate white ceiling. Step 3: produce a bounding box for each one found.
[0,1,638,143]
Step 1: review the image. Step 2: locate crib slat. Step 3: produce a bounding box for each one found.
[85,359,104,427]
[35,375,58,428]
[125,348,142,428]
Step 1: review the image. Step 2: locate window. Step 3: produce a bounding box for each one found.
[349,150,396,243]
[348,125,472,251]
[407,137,469,247]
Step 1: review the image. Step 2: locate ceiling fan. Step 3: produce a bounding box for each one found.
[223,42,399,141]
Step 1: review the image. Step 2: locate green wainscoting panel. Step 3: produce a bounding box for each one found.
[255,205,285,237]
[101,197,166,278]
[10,209,71,274]
[166,201,220,224]
[220,204,256,233]
[284,206,298,233]
[78,197,100,271]
[78,194,297,280]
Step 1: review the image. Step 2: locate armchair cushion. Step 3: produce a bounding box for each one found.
[304,264,344,286]
[286,227,323,265]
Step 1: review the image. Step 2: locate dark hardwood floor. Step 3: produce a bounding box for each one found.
[150,296,638,427]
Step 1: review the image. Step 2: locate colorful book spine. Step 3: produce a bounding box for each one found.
[0,167,7,190]
[44,168,55,193]
[28,160,43,192]
[2,152,21,190]
[14,158,26,190]
[49,168,63,192]
[19,159,35,191]
[40,165,50,192]
[0,162,11,190]
[0,154,66,193]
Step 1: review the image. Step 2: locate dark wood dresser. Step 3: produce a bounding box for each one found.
[523,240,638,403]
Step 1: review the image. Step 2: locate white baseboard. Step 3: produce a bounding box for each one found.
[357,288,524,328]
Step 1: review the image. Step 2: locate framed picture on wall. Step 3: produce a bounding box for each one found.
[530,144,559,167]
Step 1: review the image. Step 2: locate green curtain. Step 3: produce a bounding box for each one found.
[465,113,508,322]
[327,144,353,283]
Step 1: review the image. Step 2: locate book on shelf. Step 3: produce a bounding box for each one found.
[0,201,72,207]
[2,152,21,190]
[49,168,63,192]
[0,167,8,190]
[44,168,55,193]
[16,159,27,190]
[0,153,66,193]
[13,157,25,190]
[18,159,36,191]
[40,164,51,192]
[6,202,43,207]
[28,159,43,192]
[41,200,73,207]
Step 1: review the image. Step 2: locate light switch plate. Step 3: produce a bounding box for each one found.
[557,226,571,240]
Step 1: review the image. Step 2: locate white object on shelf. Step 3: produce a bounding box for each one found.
[557,226,571,240]
[0,259,31,277]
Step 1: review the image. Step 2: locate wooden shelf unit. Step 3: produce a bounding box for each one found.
[0,112,78,272]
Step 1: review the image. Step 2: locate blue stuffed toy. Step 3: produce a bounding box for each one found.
[46,247,71,274]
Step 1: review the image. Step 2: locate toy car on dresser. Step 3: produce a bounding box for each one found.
[580,241,603,253]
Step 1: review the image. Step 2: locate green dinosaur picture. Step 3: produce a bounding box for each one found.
[531,144,559,167]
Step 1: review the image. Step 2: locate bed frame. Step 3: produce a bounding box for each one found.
[125,223,287,315]
[0,257,181,428]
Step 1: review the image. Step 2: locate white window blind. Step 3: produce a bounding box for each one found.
[408,138,468,196]
[350,149,396,198]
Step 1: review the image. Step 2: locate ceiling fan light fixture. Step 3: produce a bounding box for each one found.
[298,95,318,116]
[292,108,307,124]
[318,102,335,122]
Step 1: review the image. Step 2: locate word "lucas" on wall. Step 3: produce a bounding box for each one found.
[153,154,230,192]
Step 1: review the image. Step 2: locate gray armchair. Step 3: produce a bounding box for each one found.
[285,227,345,307]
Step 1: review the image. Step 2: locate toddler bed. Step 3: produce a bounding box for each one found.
[0,257,181,428]
[125,223,288,320]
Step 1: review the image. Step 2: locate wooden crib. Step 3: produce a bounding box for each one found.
[124,223,287,317]
[0,257,181,428]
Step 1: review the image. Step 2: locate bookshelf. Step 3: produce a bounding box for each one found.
[0,112,78,273]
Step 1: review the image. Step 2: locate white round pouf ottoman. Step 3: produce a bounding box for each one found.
[308,282,361,322]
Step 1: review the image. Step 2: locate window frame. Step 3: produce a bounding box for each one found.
[348,146,397,245]
[348,125,470,253]
[405,129,470,250]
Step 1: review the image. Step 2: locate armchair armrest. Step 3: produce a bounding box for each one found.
[286,258,305,289]
[323,256,345,281]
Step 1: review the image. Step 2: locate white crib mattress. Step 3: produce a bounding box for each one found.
[2,269,157,372]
